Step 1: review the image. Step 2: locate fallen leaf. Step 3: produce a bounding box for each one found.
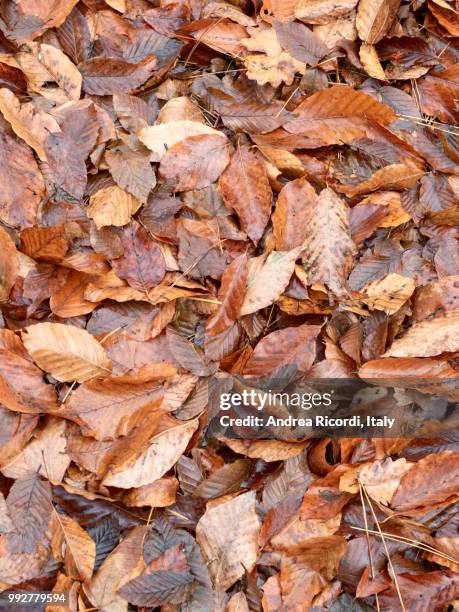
[102,419,199,488]
[88,185,142,229]
[159,133,232,191]
[359,458,413,505]
[240,248,302,316]
[138,120,223,161]
[384,311,459,357]
[196,491,260,589]
[301,188,356,296]
[219,144,272,245]
[356,0,401,43]
[242,24,306,86]
[21,322,112,383]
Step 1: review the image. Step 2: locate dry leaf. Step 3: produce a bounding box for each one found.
[360,273,416,314]
[21,322,112,383]
[88,185,142,229]
[301,188,356,296]
[102,419,199,488]
[196,491,261,589]
[240,248,302,315]
[219,144,272,245]
[242,24,306,86]
[359,458,413,505]
[384,311,459,357]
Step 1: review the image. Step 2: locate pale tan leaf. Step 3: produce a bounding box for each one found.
[21,322,112,383]
[359,43,385,79]
[196,491,260,590]
[359,458,413,505]
[87,185,141,229]
[240,248,302,316]
[156,97,205,124]
[0,88,60,160]
[360,273,416,314]
[105,0,126,11]
[122,477,179,507]
[223,439,308,462]
[1,417,70,484]
[138,120,224,161]
[296,0,359,24]
[54,513,96,582]
[356,0,401,43]
[102,419,199,488]
[301,188,356,296]
[36,43,82,100]
[203,2,257,25]
[384,311,459,358]
[242,25,305,86]
[0,492,14,534]
[86,526,146,612]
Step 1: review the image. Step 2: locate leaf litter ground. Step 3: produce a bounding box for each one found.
[0,0,458,610]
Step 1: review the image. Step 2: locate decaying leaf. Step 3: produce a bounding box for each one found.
[301,188,356,296]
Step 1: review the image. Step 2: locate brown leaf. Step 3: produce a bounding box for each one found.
[0,129,45,228]
[0,88,60,160]
[295,0,359,24]
[21,322,112,383]
[123,477,179,508]
[86,525,146,612]
[33,43,82,100]
[159,133,232,192]
[356,0,401,43]
[285,85,395,145]
[379,571,459,611]
[274,20,328,63]
[301,188,356,296]
[20,226,69,263]
[105,147,156,204]
[112,221,166,292]
[0,329,57,414]
[80,56,158,95]
[243,324,321,375]
[272,177,317,250]
[417,65,459,124]
[0,226,18,302]
[391,451,459,511]
[196,491,261,590]
[240,248,302,316]
[62,375,165,440]
[1,417,70,484]
[193,459,251,500]
[102,418,198,488]
[87,185,142,229]
[219,144,272,245]
[206,253,248,336]
[53,512,96,582]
